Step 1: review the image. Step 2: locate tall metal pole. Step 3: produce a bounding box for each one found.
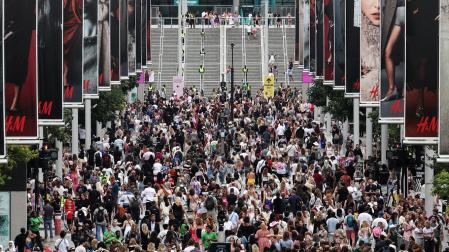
[231,43,235,121]
[365,107,373,159]
[353,98,360,146]
[71,108,79,155]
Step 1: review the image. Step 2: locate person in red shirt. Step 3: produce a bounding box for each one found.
[313,168,323,189]
[64,194,75,226]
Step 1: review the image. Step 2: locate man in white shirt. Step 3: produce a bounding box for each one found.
[153,160,163,176]
[141,185,156,203]
[54,231,70,252]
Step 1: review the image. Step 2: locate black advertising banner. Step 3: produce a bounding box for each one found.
[379,0,404,123]
[304,0,310,71]
[310,0,316,73]
[99,0,111,91]
[141,0,147,68]
[128,0,136,75]
[120,0,129,78]
[0,0,4,157]
[439,0,449,159]
[63,0,83,106]
[324,0,334,85]
[38,0,64,124]
[110,0,120,84]
[135,0,141,71]
[333,0,345,90]
[146,0,151,63]
[404,0,439,142]
[345,0,360,97]
[295,0,303,65]
[438,0,449,158]
[360,0,380,106]
[83,0,99,98]
[4,0,39,140]
[316,0,324,77]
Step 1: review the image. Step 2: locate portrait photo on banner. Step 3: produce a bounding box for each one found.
[380,0,405,122]
[404,0,439,139]
[360,0,381,105]
[4,0,38,138]
[83,0,99,97]
[63,0,84,105]
[333,0,345,89]
[303,0,310,72]
[345,0,361,96]
[128,0,137,75]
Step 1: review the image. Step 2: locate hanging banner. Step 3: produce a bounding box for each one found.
[38,0,64,124]
[303,0,310,72]
[359,0,380,106]
[439,0,449,161]
[0,0,4,158]
[83,0,99,99]
[379,0,404,123]
[404,0,439,144]
[0,1,6,158]
[316,0,324,78]
[63,0,84,107]
[120,0,129,78]
[333,0,345,90]
[141,0,147,69]
[295,0,304,66]
[173,76,184,97]
[263,75,275,98]
[5,0,39,141]
[310,0,316,74]
[135,0,142,71]
[345,0,360,97]
[146,0,151,63]
[324,0,334,85]
[110,0,120,84]
[99,0,111,91]
[128,0,136,75]
[0,192,10,248]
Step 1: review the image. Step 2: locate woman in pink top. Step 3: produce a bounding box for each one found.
[402,215,415,249]
[255,222,271,251]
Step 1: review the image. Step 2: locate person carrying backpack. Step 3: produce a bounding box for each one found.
[205,195,216,212]
[93,205,108,241]
[344,209,357,247]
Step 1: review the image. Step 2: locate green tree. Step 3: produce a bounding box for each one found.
[324,90,353,122]
[92,86,127,125]
[308,79,332,107]
[433,170,449,201]
[0,145,38,185]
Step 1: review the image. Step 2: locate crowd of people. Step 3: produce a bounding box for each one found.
[17,86,448,252]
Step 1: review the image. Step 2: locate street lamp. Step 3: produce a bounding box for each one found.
[230,42,235,121]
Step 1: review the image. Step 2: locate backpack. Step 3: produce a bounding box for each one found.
[130,197,140,210]
[346,215,355,228]
[95,208,105,222]
[103,154,111,168]
[205,196,215,211]
[95,152,102,167]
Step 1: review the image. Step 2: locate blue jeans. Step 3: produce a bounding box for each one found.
[96,224,106,241]
[44,219,53,239]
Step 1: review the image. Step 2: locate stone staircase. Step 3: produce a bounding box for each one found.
[185,28,220,94]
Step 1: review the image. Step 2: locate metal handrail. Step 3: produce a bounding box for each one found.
[282,19,289,85]
[158,25,164,89]
[149,17,296,27]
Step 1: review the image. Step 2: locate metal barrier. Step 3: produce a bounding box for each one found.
[150,16,296,28]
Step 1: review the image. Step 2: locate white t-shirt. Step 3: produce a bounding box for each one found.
[55,238,69,252]
[153,162,163,175]
[276,125,286,136]
[141,187,156,203]
[75,245,86,252]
